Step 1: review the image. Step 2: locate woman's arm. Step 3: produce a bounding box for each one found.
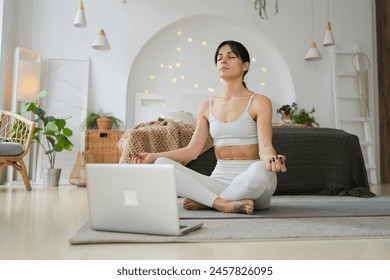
[134,99,210,164]
[252,94,286,172]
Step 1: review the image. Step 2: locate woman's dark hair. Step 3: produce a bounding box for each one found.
[214,40,250,88]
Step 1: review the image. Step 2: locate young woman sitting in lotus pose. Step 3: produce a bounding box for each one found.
[130,40,287,215]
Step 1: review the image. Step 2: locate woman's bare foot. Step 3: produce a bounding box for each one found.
[212,197,254,215]
[183,198,210,210]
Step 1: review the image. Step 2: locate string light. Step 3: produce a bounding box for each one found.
[143,30,269,94]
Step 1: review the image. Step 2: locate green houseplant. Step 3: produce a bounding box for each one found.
[83,109,122,130]
[24,90,74,186]
[254,0,279,19]
[291,107,320,127]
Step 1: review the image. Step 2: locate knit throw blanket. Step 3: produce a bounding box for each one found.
[118,119,213,165]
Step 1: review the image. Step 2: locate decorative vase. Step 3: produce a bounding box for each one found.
[96,117,113,130]
[43,168,61,187]
[280,113,292,123]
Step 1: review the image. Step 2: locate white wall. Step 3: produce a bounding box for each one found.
[128,14,297,124]
[1,1,379,165]
[0,0,376,128]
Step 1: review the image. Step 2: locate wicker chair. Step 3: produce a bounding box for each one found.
[0,111,35,190]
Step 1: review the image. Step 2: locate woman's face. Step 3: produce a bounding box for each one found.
[216,44,249,80]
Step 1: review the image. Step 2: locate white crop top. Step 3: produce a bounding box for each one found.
[208,95,258,146]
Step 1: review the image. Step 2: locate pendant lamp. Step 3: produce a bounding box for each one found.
[323,1,335,46]
[305,42,322,61]
[73,0,87,28]
[92,29,111,51]
[304,0,321,61]
[323,22,335,46]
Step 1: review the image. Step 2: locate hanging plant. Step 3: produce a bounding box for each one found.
[254,0,279,19]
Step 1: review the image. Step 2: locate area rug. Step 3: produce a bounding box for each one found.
[70,196,390,245]
[70,216,390,245]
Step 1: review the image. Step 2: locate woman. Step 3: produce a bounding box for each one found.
[130,40,287,215]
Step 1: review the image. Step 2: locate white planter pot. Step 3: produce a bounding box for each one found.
[43,168,61,187]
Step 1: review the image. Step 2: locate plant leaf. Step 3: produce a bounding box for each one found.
[38,90,47,98]
[63,128,73,137]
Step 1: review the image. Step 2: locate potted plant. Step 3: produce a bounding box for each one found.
[83,109,122,130]
[291,107,320,127]
[276,102,297,123]
[254,0,279,19]
[24,90,74,187]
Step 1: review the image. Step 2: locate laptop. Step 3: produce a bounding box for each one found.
[86,163,203,236]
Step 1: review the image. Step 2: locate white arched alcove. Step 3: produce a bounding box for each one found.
[126,14,295,126]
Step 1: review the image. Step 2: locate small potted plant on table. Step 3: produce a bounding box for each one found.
[83,109,122,130]
[291,107,319,127]
[276,102,297,123]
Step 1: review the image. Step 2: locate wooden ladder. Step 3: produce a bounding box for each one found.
[331,46,378,185]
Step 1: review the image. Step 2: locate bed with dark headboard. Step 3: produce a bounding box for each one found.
[123,93,374,197]
[186,126,374,197]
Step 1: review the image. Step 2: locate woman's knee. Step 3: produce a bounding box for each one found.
[155,157,174,165]
[249,161,275,185]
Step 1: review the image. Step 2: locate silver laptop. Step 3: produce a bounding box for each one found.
[86,163,203,236]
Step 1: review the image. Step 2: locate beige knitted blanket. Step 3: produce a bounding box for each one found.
[118,119,213,165]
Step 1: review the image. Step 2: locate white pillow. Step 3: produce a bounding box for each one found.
[160,111,196,124]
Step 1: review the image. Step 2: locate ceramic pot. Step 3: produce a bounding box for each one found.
[280,113,292,123]
[96,118,113,130]
[43,168,61,187]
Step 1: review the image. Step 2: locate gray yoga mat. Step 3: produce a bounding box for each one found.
[178,196,390,219]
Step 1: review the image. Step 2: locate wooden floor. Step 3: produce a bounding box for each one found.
[0,182,390,260]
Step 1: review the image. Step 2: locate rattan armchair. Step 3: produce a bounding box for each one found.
[0,111,35,190]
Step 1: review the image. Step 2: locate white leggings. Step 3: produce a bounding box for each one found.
[155,157,277,210]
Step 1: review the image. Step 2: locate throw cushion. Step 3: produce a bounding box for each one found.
[0,142,24,156]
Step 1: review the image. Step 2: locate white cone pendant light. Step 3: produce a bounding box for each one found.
[323,22,335,46]
[304,0,321,61]
[92,29,111,50]
[73,0,87,28]
[304,41,322,61]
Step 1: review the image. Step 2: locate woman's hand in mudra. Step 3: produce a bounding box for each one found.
[128,153,156,164]
[265,155,287,173]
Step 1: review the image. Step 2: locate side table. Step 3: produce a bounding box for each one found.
[85,130,123,163]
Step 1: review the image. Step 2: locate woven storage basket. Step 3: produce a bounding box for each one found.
[69,151,94,187]
[85,130,123,163]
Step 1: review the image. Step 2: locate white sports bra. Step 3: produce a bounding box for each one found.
[208,95,258,147]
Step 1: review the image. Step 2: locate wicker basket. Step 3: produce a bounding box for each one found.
[69,151,94,187]
[85,130,123,163]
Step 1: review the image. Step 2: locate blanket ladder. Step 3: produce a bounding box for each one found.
[331,45,378,185]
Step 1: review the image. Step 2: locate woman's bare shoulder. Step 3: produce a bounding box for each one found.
[196,97,211,118]
[199,97,211,110]
[252,93,272,106]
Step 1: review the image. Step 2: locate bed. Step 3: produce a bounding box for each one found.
[121,93,374,197]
